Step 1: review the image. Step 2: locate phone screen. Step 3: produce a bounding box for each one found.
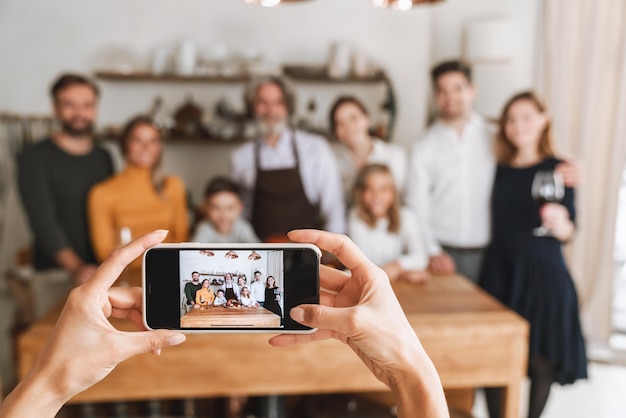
[143,244,319,332]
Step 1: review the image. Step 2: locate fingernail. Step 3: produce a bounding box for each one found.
[166,334,186,346]
[290,307,304,322]
[155,229,169,237]
[154,348,161,356]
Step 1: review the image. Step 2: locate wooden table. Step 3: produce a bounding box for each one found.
[180,306,281,328]
[17,275,528,418]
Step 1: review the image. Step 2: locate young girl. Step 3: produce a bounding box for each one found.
[239,286,258,307]
[479,91,587,418]
[348,164,429,283]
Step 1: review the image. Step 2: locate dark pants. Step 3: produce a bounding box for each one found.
[442,245,487,284]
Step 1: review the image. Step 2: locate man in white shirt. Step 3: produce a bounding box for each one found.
[250,270,265,307]
[406,61,496,283]
[231,76,345,240]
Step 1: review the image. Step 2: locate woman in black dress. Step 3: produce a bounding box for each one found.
[480,91,587,418]
[264,275,282,317]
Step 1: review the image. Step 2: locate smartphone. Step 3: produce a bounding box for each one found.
[143,243,320,333]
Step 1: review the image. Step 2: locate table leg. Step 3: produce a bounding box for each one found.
[445,388,475,416]
[502,381,521,418]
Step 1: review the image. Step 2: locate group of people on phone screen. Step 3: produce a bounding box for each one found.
[184,270,282,317]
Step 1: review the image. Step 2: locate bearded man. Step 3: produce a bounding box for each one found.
[18,74,113,284]
[231,76,344,241]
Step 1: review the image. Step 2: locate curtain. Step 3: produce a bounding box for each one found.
[536,0,626,342]
[267,250,284,288]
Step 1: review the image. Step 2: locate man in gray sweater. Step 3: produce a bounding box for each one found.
[18,74,113,284]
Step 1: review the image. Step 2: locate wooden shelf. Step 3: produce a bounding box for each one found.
[94,69,388,84]
[95,71,250,83]
[100,133,248,145]
[163,137,248,145]
[282,65,387,83]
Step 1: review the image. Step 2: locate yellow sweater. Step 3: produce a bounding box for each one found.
[196,287,215,306]
[88,166,189,270]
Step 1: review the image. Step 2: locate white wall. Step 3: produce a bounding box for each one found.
[430,0,541,116]
[0,0,431,144]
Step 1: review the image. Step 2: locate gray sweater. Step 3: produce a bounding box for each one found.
[18,138,113,269]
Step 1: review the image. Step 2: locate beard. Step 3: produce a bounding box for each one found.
[61,118,95,137]
[256,118,287,138]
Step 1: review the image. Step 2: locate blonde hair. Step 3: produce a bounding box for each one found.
[353,164,400,233]
[496,91,556,165]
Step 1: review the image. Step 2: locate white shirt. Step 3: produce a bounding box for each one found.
[334,138,408,200]
[240,295,257,307]
[348,207,427,271]
[250,280,265,302]
[231,129,346,233]
[192,218,259,243]
[213,295,227,306]
[406,113,496,255]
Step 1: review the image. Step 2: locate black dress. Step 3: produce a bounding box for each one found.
[264,287,283,318]
[479,157,587,385]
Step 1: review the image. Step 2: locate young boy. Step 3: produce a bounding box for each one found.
[192,177,259,243]
[213,289,227,306]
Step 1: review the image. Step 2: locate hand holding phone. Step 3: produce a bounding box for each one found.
[143,243,320,333]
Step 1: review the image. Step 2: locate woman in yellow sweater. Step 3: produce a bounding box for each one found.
[88,116,188,285]
[195,279,215,307]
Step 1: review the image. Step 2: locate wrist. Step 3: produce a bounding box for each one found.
[553,219,575,242]
[1,372,68,418]
[388,344,447,418]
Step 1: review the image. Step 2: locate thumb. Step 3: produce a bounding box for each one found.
[291,304,354,336]
[119,330,186,359]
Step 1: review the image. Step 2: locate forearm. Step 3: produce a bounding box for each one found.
[54,248,85,276]
[389,345,449,418]
[552,219,575,242]
[382,261,403,282]
[398,253,427,272]
[0,373,66,418]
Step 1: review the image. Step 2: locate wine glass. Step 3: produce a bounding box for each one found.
[531,170,565,236]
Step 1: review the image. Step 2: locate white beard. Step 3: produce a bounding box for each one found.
[256,119,287,138]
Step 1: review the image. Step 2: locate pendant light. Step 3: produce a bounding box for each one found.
[371,0,444,11]
[243,0,311,7]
